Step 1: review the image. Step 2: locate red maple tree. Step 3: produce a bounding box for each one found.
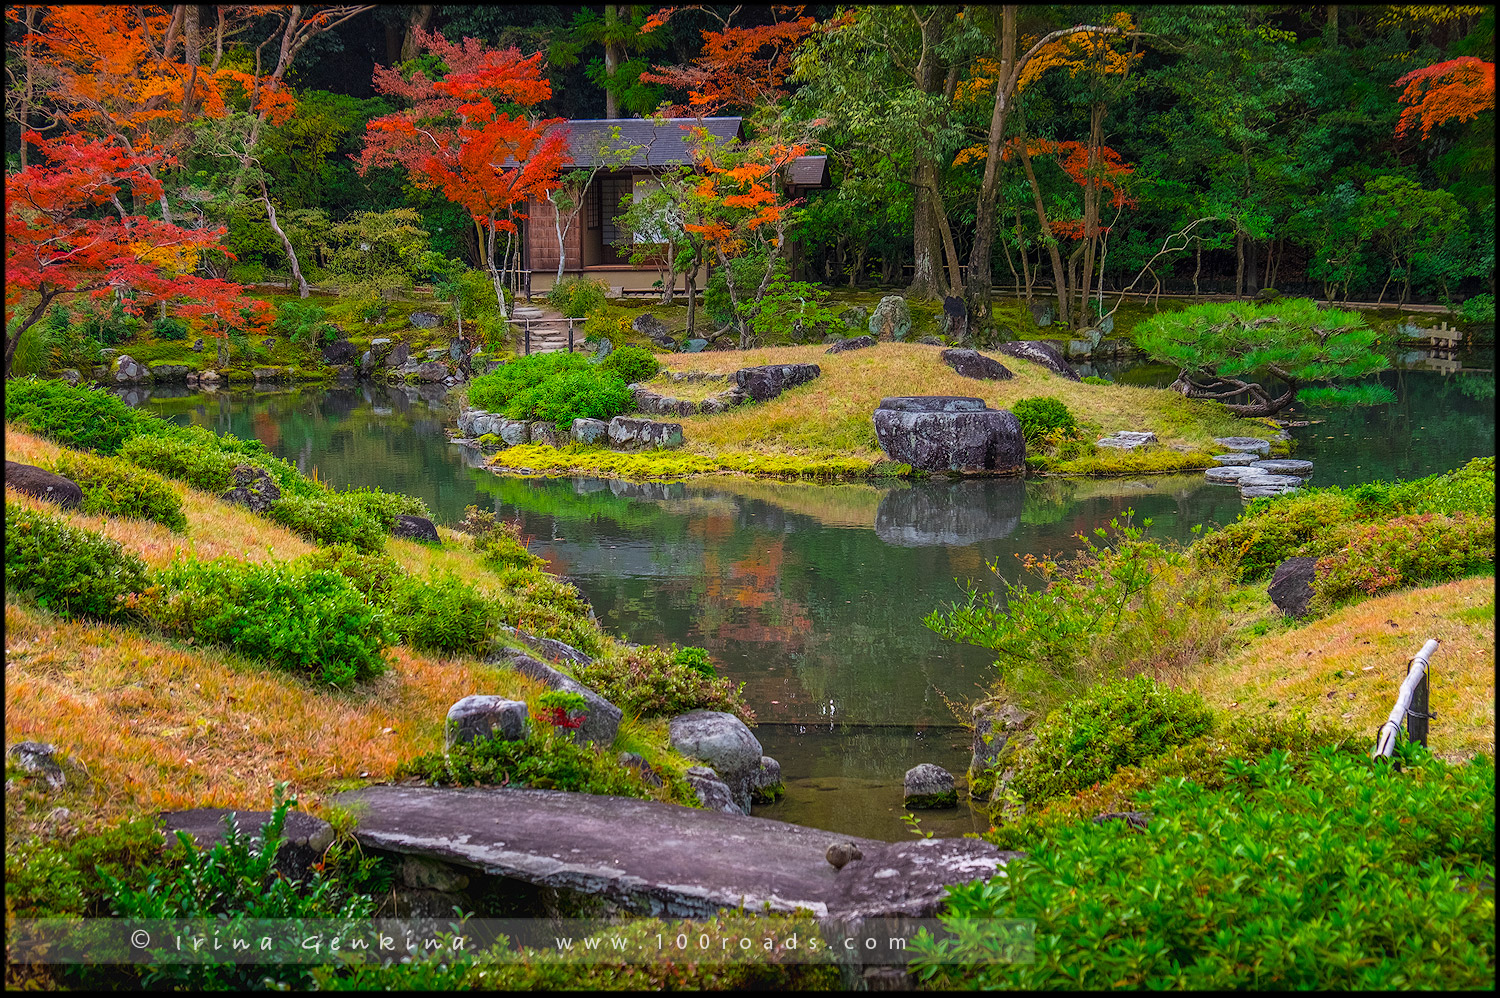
[358,27,572,320]
[638,6,818,116]
[5,131,269,376]
[1394,56,1496,140]
[1004,137,1137,239]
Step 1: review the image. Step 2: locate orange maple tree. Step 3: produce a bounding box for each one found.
[358,27,571,320]
[5,131,269,376]
[1393,56,1496,140]
[1002,138,1138,239]
[638,6,818,116]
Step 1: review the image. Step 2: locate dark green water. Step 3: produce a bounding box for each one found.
[134,351,1493,840]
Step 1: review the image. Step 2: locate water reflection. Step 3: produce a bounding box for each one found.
[876,478,1025,547]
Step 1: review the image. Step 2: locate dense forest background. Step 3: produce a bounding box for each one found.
[6,4,1494,313]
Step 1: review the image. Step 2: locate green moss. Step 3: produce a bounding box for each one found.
[491,444,882,480]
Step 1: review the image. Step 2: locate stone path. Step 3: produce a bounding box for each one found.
[511,306,585,355]
[331,785,1015,919]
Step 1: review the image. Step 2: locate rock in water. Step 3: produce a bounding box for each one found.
[669,710,764,815]
[1268,556,1317,619]
[903,763,957,809]
[941,348,1013,381]
[1211,452,1261,466]
[322,339,356,364]
[446,696,529,749]
[992,340,1080,380]
[1251,459,1314,476]
[607,416,684,450]
[1204,465,1262,483]
[868,296,912,341]
[826,842,864,870]
[1213,436,1272,456]
[683,766,743,814]
[5,462,83,509]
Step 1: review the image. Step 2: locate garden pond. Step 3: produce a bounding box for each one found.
[128,347,1494,840]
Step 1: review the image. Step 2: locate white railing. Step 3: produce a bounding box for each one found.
[1372,638,1439,758]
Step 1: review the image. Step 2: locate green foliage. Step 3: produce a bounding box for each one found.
[140,558,391,686]
[1295,383,1397,407]
[385,572,499,657]
[398,727,687,802]
[672,645,717,678]
[574,644,750,720]
[50,451,187,532]
[151,315,190,341]
[1310,512,1494,614]
[264,494,386,552]
[5,376,150,454]
[294,544,407,605]
[1010,396,1079,444]
[77,298,142,347]
[597,344,661,383]
[1457,292,1496,324]
[5,818,167,918]
[913,748,1495,989]
[467,351,633,428]
[272,299,340,348]
[118,433,241,493]
[1081,375,1112,385]
[4,504,150,620]
[1195,457,1496,582]
[1134,299,1389,412]
[747,275,843,342]
[546,276,610,317]
[470,517,545,570]
[1010,676,1216,806]
[334,484,431,530]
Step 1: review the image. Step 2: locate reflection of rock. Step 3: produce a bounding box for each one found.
[875,478,1025,547]
[608,479,687,501]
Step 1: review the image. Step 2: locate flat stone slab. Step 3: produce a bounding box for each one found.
[1204,465,1262,483]
[877,396,987,413]
[1237,474,1304,487]
[1240,485,1299,498]
[1251,459,1314,476]
[1213,436,1272,456]
[1096,430,1158,450]
[1212,453,1262,465]
[331,785,1015,919]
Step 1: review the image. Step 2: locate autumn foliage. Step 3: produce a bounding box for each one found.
[1393,56,1496,140]
[639,7,817,115]
[5,131,269,375]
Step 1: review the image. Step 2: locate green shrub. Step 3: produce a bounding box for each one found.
[295,544,408,605]
[264,494,386,552]
[913,747,1495,989]
[672,645,716,678]
[467,350,591,411]
[471,518,545,569]
[1310,512,1494,614]
[575,644,750,720]
[78,298,141,346]
[747,275,842,342]
[118,433,241,492]
[1010,675,1215,806]
[597,344,661,383]
[398,727,690,802]
[1010,396,1079,444]
[546,276,610,318]
[141,558,391,685]
[509,367,634,428]
[272,299,339,348]
[5,377,149,454]
[5,817,167,919]
[1081,375,1112,385]
[5,504,151,620]
[336,485,431,529]
[386,572,499,656]
[51,451,187,532]
[151,315,190,341]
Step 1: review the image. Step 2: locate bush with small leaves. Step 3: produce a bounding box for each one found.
[598,344,661,383]
[264,494,386,552]
[51,451,187,531]
[1010,396,1079,445]
[151,316,191,341]
[574,644,750,720]
[1310,512,1493,614]
[140,558,391,685]
[118,433,242,493]
[5,503,151,620]
[385,572,499,657]
[4,377,151,454]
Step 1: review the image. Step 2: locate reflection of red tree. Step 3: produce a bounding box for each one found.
[684,536,815,651]
[252,411,280,450]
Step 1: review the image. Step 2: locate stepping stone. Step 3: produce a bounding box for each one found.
[1212,453,1261,465]
[1240,485,1299,498]
[1214,436,1272,456]
[1250,459,1314,476]
[1237,474,1304,488]
[1204,465,1262,483]
[1096,430,1158,450]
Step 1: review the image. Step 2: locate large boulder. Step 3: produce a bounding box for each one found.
[968,700,1034,800]
[903,764,957,809]
[840,305,869,330]
[7,741,66,789]
[494,651,622,748]
[940,295,969,342]
[749,756,784,804]
[941,348,1013,381]
[498,419,531,447]
[412,360,449,382]
[1029,301,1056,327]
[410,310,443,329]
[732,363,821,402]
[825,335,877,355]
[1268,556,1317,619]
[1096,430,1159,451]
[446,696,529,749]
[872,397,1025,476]
[669,710,764,815]
[5,462,83,509]
[571,418,609,445]
[993,340,1080,381]
[220,464,281,513]
[384,341,411,369]
[392,514,440,543]
[607,416,684,450]
[322,339,357,365]
[529,422,568,448]
[160,808,334,882]
[110,354,150,383]
[632,314,671,342]
[149,363,193,383]
[499,625,594,667]
[868,296,912,341]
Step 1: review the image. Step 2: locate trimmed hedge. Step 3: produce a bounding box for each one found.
[5,503,151,620]
[5,377,149,454]
[119,434,240,493]
[264,495,386,552]
[51,451,187,532]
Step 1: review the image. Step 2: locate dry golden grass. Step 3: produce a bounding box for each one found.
[6,426,314,567]
[4,599,548,828]
[660,343,1265,462]
[1188,575,1495,758]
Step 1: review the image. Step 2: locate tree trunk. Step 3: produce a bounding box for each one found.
[923,162,964,297]
[486,215,508,320]
[260,178,308,297]
[685,264,698,339]
[604,5,622,119]
[400,5,434,62]
[964,6,1018,337]
[906,159,943,299]
[1235,230,1245,299]
[182,4,201,117]
[1193,238,1202,297]
[1246,237,1261,295]
[5,293,58,378]
[1017,132,1070,328]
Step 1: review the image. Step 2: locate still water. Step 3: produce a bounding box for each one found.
[134,350,1493,840]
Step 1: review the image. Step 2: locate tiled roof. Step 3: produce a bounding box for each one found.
[785,154,828,187]
[552,117,744,168]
